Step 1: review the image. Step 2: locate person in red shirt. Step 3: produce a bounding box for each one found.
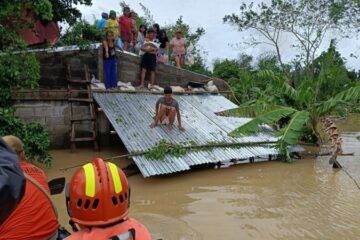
[119,6,135,51]
[65,158,151,240]
[0,136,59,240]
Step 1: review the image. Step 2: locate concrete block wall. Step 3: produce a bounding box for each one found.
[14,101,70,148]
[13,99,111,148]
[36,49,99,88]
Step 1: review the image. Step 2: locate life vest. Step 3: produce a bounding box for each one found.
[65,218,151,240]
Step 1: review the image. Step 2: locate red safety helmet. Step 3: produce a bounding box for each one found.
[66,158,130,227]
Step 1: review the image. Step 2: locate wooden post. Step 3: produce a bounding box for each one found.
[98,47,104,82]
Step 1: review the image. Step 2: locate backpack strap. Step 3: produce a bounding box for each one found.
[24,173,58,219]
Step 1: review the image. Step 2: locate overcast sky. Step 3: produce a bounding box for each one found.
[78,0,360,70]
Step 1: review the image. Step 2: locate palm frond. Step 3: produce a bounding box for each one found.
[281,82,297,100]
[333,84,360,102]
[278,111,309,145]
[316,85,360,116]
[277,111,309,162]
[229,106,297,136]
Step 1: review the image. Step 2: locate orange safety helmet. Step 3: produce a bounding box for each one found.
[66,158,130,227]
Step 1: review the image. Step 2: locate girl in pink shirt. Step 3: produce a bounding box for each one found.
[170,29,187,68]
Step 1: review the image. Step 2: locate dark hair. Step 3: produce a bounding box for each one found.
[153,23,160,32]
[123,6,130,11]
[159,30,167,39]
[147,29,155,34]
[101,12,108,19]
[105,30,114,37]
[105,31,115,42]
[139,24,147,33]
[164,86,172,94]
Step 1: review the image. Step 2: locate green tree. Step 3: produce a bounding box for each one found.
[48,0,92,25]
[224,0,360,75]
[57,19,104,48]
[213,59,242,81]
[228,70,360,161]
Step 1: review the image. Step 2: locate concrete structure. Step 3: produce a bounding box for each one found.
[12,46,225,148]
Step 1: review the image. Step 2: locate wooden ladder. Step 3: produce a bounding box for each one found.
[67,64,99,152]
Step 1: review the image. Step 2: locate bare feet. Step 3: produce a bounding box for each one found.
[167,124,173,132]
[179,126,185,132]
[138,85,144,89]
[150,122,157,128]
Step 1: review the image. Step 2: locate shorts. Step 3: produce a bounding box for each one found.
[174,53,185,62]
[121,31,132,43]
[160,116,170,125]
[141,53,157,71]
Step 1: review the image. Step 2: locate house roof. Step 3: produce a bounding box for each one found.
[94,93,280,177]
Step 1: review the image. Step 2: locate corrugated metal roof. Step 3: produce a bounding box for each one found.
[94,93,280,177]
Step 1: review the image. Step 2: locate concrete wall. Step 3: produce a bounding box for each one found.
[13,46,225,149]
[14,101,70,148]
[35,47,223,88]
[13,96,110,149]
[116,51,217,87]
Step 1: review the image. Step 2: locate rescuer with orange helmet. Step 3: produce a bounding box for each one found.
[65,158,151,240]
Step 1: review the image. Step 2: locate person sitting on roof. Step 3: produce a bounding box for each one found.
[65,158,152,240]
[150,86,186,132]
[0,135,59,240]
[96,12,108,30]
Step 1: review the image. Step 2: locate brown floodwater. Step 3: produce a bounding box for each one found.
[44,115,360,240]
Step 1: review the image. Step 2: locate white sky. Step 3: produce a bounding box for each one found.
[78,0,360,70]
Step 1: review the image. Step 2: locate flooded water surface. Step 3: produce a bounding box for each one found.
[46,115,360,240]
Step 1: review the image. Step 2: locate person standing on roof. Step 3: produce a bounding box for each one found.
[152,23,161,42]
[105,10,120,39]
[150,86,186,132]
[119,6,135,51]
[158,30,169,64]
[103,30,121,90]
[0,138,25,225]
[65,158,152,240]
[170,29,187,68]
[96,12,108,30]
[139,29,159,89]
[135,24,147,54]
[0,135,59,240]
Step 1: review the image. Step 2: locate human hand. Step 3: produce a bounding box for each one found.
[105,52,109,58]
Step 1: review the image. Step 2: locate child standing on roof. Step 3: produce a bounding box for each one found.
[103,31,121,90]
[139,29,159,89]
[170,29,187,68]
[119,6,134,51]
[105,10,119,39]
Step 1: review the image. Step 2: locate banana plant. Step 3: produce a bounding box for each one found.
[228,70,360,161]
